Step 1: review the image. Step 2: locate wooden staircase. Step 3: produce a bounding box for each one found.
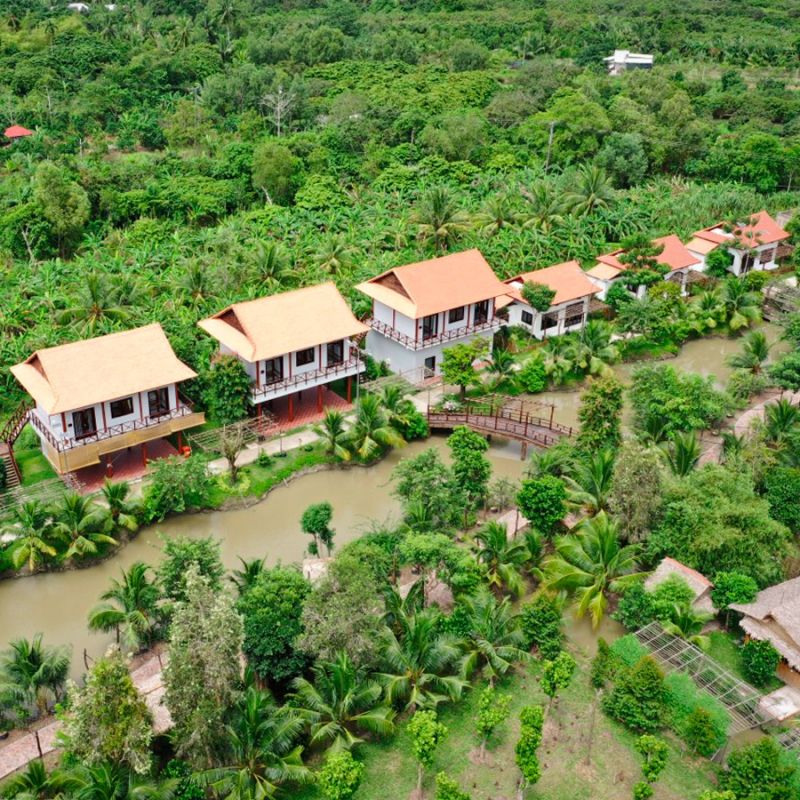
[0,400,33,491]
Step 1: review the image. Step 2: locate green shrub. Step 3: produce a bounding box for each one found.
[519,595,564,660]
[603,656,667,733]
[609,634,649,667]
[256,451,272,468]
[741,639,780,687]
[615,584,656,630]
[591,638,615,688]
[664,672,729,755]
[516,357,547,394]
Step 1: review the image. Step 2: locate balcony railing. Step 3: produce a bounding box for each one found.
[29,396,199,453]
[367,317,500,351]
[252,356,363,400]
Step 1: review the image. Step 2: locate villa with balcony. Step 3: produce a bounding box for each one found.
[355,249,508,376]
[198,283,368,422]
[10,324,204,475]
[687,210,792,277]
[586,234,702,300]
[496,260,600,339]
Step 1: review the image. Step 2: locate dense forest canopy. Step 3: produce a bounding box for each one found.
[1,0,800,410]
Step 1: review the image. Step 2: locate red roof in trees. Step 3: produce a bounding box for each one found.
[4,125,34,139]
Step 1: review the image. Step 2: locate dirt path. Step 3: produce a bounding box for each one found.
[0,650,170,780]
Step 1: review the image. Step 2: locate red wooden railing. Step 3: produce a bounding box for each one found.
[253,357,362,399]
[367,317,500,351]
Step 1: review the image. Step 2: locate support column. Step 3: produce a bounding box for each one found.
[346,376,353,403]
[288,394,295,422]
[520,442,528,461]
[177,430,183,451]
[141,443,148,467]
[317,384,323,412]
[105,456,114,479]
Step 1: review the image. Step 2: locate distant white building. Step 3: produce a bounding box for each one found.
[497,260,600,339]
[604,50,654,76]
[686,210,792,277]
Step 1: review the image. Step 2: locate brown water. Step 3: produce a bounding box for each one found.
[535,324,789,430]
[0,439,525,678]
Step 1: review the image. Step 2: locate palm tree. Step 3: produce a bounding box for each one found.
[764,398,800,445]
[230,556,267,596]
[312,234,356,276]
[1,759,58,800]
[53,493,116,560]
[347,395,405,460]
[312,409,351,461]
[290,652,395,752]
[472,521,529,597]
[526,441,576,479]
[58,273,133,334]
[663,431,701,476]
[474,193,517,236]
[541,335,574,384]
[662,603,713,650]
[485,348,515,389]
[411,186,470,252]
[565,165,614,216]
[727,329,771,374]
[378,385,413,430]
[248,240,292,290]
[690,289,723,333]
[4,501,61,573]
[377,608,466,711]
[720,278,761,331]
[458,591,528,684]
[177,261,214,309]
[540,512,642,628]
[564,449,615,515]
[101,480,139,532]
[87,562,161,651]
[202,681,312,799]
[571,320,619,376]
[0,634,70,719]
[520,181,565,232]
[56,762,175,800]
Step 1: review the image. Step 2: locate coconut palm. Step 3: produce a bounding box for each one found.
[410,186,470,252]
[662,603,713,650]
[57,762,176,800]
[458,591,528,683]
[347,395,405,460]
[764,398,800,445]
[202,681,312,799]
[690,289,724,333]
[249,240,292,290]
[87,562,161,651]
[230,556,267,596]
[312,234,356,276]
[58,273,133,335]
[727,329,772,374]
[472,521,529,597]
[4,501,61,573]
[177,261,215,309]
[526,441,577,479]
[474,193,517,236]
[290,652,395,753]
[565,165,614,216]
[564,449,615,515]
[0,634,70,719]
[53,493,116,560]
[571,320,619,376]
[101,480,139,532]
[378,385,413,430]
[312,409,351,461]
[662,431,701,476]
[484,348,515,390]
[520,181,566,232]
[377,608,466,711]
[541,335,574,384]
[720,278,761,331]
[540,512,642,628]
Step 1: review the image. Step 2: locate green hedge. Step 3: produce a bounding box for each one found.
[609,634,648,667]
[665,672,729,754]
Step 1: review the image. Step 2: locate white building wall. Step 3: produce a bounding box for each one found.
[506,297,591,339]
[365,330,493,376]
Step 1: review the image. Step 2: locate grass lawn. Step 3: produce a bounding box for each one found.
[13,444,58,486]
[294,647,719,800]
[707,630,783,693]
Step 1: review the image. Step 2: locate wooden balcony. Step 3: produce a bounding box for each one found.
[29,399,205,473]
[367,317,500,351]
[252,356,363,403]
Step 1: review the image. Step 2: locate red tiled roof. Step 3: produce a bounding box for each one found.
[501,260,599,307]
[594,235,701,277]
[4,125,33,139]
[693,210,790,249]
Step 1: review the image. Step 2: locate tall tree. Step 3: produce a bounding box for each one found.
[411,187,469,252]
[576,374,624,452]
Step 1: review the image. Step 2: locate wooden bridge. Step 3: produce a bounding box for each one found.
[427,398,574,455]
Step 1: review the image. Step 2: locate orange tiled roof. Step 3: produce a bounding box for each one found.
[693,210,790,249]
[501,260,599,307]
[589,234,701,279]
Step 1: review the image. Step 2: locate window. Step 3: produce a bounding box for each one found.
[424,356,436,372]
[327,340,344,365]
[109,397,134,419]
[422,314,439,340]
[264,357,283,384]
[760,248,776,266]
[296,348,315,367]
[564,302,584,328]
[521,310,534,326]
[147,387,170,417]
[542,314,559,330]
[448,306,465,324]
[72,408,97,439]
[741,252,755,274]
[474,300,489,325]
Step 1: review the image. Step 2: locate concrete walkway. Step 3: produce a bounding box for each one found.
[0,651,169,780]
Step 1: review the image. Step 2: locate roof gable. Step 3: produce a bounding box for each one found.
[503,260,599,307]
[693,210,790,249]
